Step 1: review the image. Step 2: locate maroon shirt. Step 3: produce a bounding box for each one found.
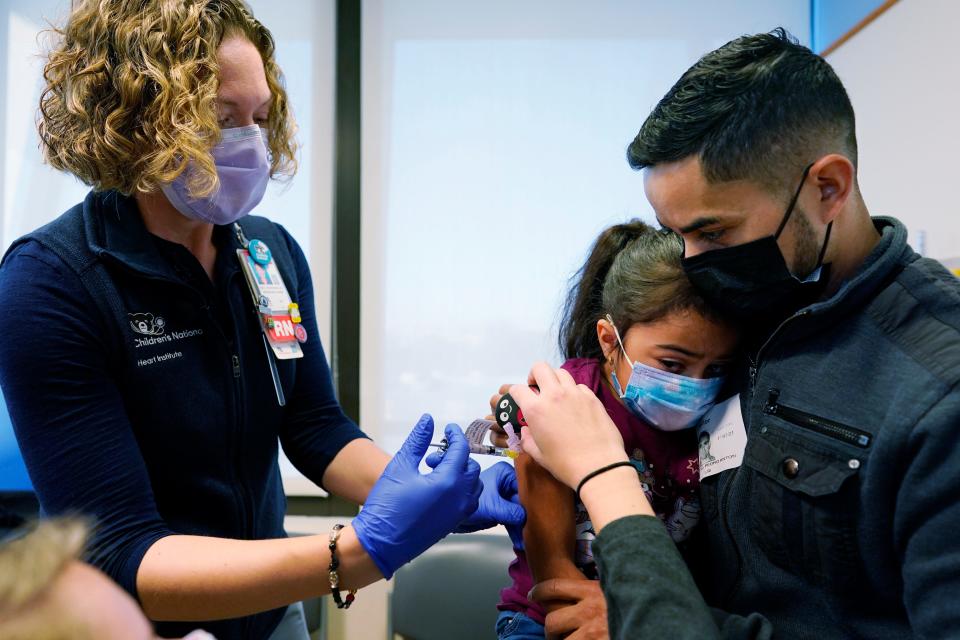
[497,357,702,624]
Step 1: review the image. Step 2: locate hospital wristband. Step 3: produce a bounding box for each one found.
[575,461,636,503]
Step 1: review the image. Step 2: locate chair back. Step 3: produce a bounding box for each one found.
[389,534,515,640]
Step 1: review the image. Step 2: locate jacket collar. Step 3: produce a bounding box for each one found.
[809,217,915,315]
[778,216,918,345]
[84,190,238,282]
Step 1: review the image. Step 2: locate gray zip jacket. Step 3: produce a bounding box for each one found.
[592,217,960,639]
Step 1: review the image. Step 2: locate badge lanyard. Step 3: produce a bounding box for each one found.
[233,223,307,406]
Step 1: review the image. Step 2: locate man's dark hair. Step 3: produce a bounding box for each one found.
[627,28,857,198]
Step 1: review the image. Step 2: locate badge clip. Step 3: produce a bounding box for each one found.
[234,226,304,406]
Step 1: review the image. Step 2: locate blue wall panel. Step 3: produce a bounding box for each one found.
[0,392,31,491]
[812,0,890,52]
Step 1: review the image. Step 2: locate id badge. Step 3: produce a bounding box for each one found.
[237,244,304,360]
[697,394,747,480]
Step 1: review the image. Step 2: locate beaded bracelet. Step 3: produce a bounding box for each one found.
[328,524,358,609]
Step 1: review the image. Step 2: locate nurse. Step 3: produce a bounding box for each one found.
[0,1,523,639]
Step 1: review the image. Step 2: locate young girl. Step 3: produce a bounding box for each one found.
[495,220,739,639]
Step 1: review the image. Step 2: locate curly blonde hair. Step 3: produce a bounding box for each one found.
[0,519,92,640]
[38,0,297,197]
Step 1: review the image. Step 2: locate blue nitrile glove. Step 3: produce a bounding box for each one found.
[352,414,482,579]
[425,455,527,549]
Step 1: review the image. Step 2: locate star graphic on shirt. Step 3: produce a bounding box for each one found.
[686,457,699,476]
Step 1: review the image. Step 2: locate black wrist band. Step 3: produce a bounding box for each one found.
[575,461,636,503]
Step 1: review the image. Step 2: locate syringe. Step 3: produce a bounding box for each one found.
[428,440,516,458]
[428,418,519,459]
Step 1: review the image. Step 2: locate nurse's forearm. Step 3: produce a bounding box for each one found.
[577,467,655,533]
[322,438,391,504]
[137,525,381,621]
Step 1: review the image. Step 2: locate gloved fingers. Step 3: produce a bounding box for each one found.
[483,478,526,526]
[506,522,525,550]
[424,450,443,469]
[464,458,482,500]
[466,457,482,485]
[432,423,470,473]
[466,459,483,505]
[498,498,526,527]
[491,461,519,496]
[396,413,435,469]
[485,462,525,526]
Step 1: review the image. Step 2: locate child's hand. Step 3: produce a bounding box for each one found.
[487,383,514,447]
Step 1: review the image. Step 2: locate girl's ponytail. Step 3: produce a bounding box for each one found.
[559,220,654,360]
[559,219,723,362]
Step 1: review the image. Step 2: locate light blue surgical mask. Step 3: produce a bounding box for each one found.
[606,314,724,432]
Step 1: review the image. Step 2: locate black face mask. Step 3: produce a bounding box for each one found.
[681,164,833,325]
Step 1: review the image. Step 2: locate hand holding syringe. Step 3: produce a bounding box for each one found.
[429,419,518,458]
[430,393,527,458]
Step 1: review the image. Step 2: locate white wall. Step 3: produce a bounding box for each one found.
[245,0,338,497]
[827,0,957,259]
[360,0,811,453]
[355,7,809,636]
[0,1,89,249]
[246,0,336,354]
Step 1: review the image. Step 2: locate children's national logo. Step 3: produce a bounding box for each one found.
[129,312,166,336]
[127,312,203,359]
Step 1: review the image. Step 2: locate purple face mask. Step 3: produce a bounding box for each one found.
[161,124,270,225]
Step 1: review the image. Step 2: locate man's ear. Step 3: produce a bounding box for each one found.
[596,317,619,360]
[808,154,856,225]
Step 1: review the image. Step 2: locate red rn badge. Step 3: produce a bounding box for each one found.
[266,315,298,343]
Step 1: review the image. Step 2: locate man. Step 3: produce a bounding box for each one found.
[528,28,960,638]
[0,519,214,639]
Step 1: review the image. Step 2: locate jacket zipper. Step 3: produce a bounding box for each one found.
[747,309,810,400]
[209,250,256,640]
[726,309,812,606]
[718,467,744,609]
[103,249,259,637]
[763,389,872,448]
[103,253,254,537]
[212,269,254,537]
